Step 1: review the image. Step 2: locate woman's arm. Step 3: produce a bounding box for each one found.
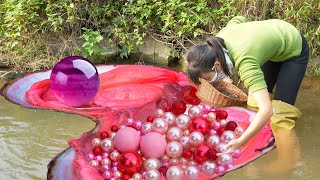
[223,88,273,153]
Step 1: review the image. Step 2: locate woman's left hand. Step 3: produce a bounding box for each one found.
[218,138,244,155]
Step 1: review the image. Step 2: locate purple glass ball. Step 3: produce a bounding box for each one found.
[50,56,99,107]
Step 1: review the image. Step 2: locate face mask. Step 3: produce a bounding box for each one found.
[209,65,227,83]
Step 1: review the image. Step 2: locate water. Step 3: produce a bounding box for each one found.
[1,75,320,180]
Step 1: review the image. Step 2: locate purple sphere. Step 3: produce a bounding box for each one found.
[50,56,99,107]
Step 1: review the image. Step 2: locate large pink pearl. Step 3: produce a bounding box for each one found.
[163,112,176,127]
[166,127,183,141]
[188,131,204,147]
[114,127,141,153]
[166,166,184,180]
[175,114,191,130]
[206,135,221,148]
[140,132,167,158]
[217,153,233,165]
[221,130,237,143]
[141,122,152,135]
[166,141,183,158]
[188,106,202,119]
[152,118,168,134]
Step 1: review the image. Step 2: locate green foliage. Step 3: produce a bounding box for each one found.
[0,0,319,72]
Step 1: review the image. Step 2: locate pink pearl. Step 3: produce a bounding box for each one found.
[103,171,112,179]
[225,163,234,170]
[209,129,217,135]
[166,141,183,158]
[221,130,237,143]
[152,118,168,134]
[102,153,109,158]
[206,112,216,123]
[212,122,221,131]
[135,121,142,130]
[112,162,118,167]
[102,165,110,171]
[202,105,212,114]
[162,161,169,167]
[120,125,126,129]
[87,153,95,160]
[95,155,102,162]
[235,126,244,137]
[141,122,152,135]
[215,165,226,174]
[91,138,102,147]
[140,132,167,158]
[154,109,165,118]
[231,149,241,159]
[220,119,227,127]
[180,136,190,148]
[188,131,204,147]
[112,166,118,172]
[113,127,141,153]
[188,105,202,119]
[125,118,134,126]
[201,114,207,119]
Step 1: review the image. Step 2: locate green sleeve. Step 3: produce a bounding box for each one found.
[226,16,247,27]
[236,56,267,93]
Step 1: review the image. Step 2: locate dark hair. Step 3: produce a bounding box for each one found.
[187,37,232,84]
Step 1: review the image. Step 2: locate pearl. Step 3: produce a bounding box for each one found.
[166,127,183,141]
[152,118,168,134]
[179,136,190,148]
[102,165,110,171]
[216,143,228,153]
[145,169,161,180]
[132,173,142,180]
[183,130,190,136]
[188,105,202,119]
[113,171,123,179]
[206,135,221,148]
[89,160,99,166]
[170,158,179,165]
[188,160,197,166]
[221,130,237,143]
[154,109,165,118]
[175,114,191,130]
[202,161,217,175]
[188,131,204,147]
[103,171,112,179]
[166,141,183,158]
[217,153,234,165]
[95,155,102,162]
[91,138,102,147]
[206,112,216,123]
[185,165,200,180]
[102,152,109,158]
[110,150,120,161]
[202,105,212,114]
[134,121,142,130]
[163,112,176,126]
[215,165,226,175]
[141,122,152,135]
[212,121,221,130]
[235,126,244,136]
[161,154,170,162]
[220,119,228,127]
[110,132,116,138]
[144,158,161,170]
[166,166,184,180]
[101,138,114,152]
[180,158,189,166]
[125,118,134,126]
[101,158,111,166]
[231,149,242,159]
[87,153,94,160]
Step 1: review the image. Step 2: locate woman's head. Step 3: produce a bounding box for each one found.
[187,37,232,84]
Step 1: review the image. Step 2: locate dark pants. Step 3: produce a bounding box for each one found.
[261,34,309,105]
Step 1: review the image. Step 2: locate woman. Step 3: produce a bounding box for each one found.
[187,16,309,153]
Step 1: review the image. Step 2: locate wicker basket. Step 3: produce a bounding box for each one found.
[196,78,248,108]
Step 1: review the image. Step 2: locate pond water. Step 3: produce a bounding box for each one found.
[0,69,319,180]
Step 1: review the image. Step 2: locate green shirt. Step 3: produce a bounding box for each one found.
[216,16,302,93]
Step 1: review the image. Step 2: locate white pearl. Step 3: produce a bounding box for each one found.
[235,126,244,136]
[89,160,99,166]
[141,122,152,134]
[113,171,123,179]
[188,106,202,119]
[101,158,111,166]
[202,161,217,175]
[206,135,221,148]
[166,127,183,141]
[217,153,234,165]
[163,112,176,126]
[220,119,227,127]
[110,150,120,161]
[189,131,204,147]
[166,141,183,158]
[166,166,184,180]
[221,130,237,143]
[175,114,191,130]
[145,169,161,180]
[206,112,216,123]
[132,173,142,180]
[101,138,114,152]
[179,136,190,148]
[185,165,200,180]
[144,158,161,170]
[152,118,168,134]
[154,109,165,118]
[91,138,102,147]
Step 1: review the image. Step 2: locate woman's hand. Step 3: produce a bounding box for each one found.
[222,138,244,154]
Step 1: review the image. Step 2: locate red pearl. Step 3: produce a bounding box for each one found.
[111,125,119,132]
[216,110,228,120]
[190,118,209,134]
[118,152,143,175]
[92,146,102,156]
[182,149,193,159]
[206,148,218,161]
[217,127,226,136]
[147,116,154,123]
[100,131,109,139]
[193,144,210,163]
[171,100,186,115]
[226,121,238,131]
[164,106,171,112]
